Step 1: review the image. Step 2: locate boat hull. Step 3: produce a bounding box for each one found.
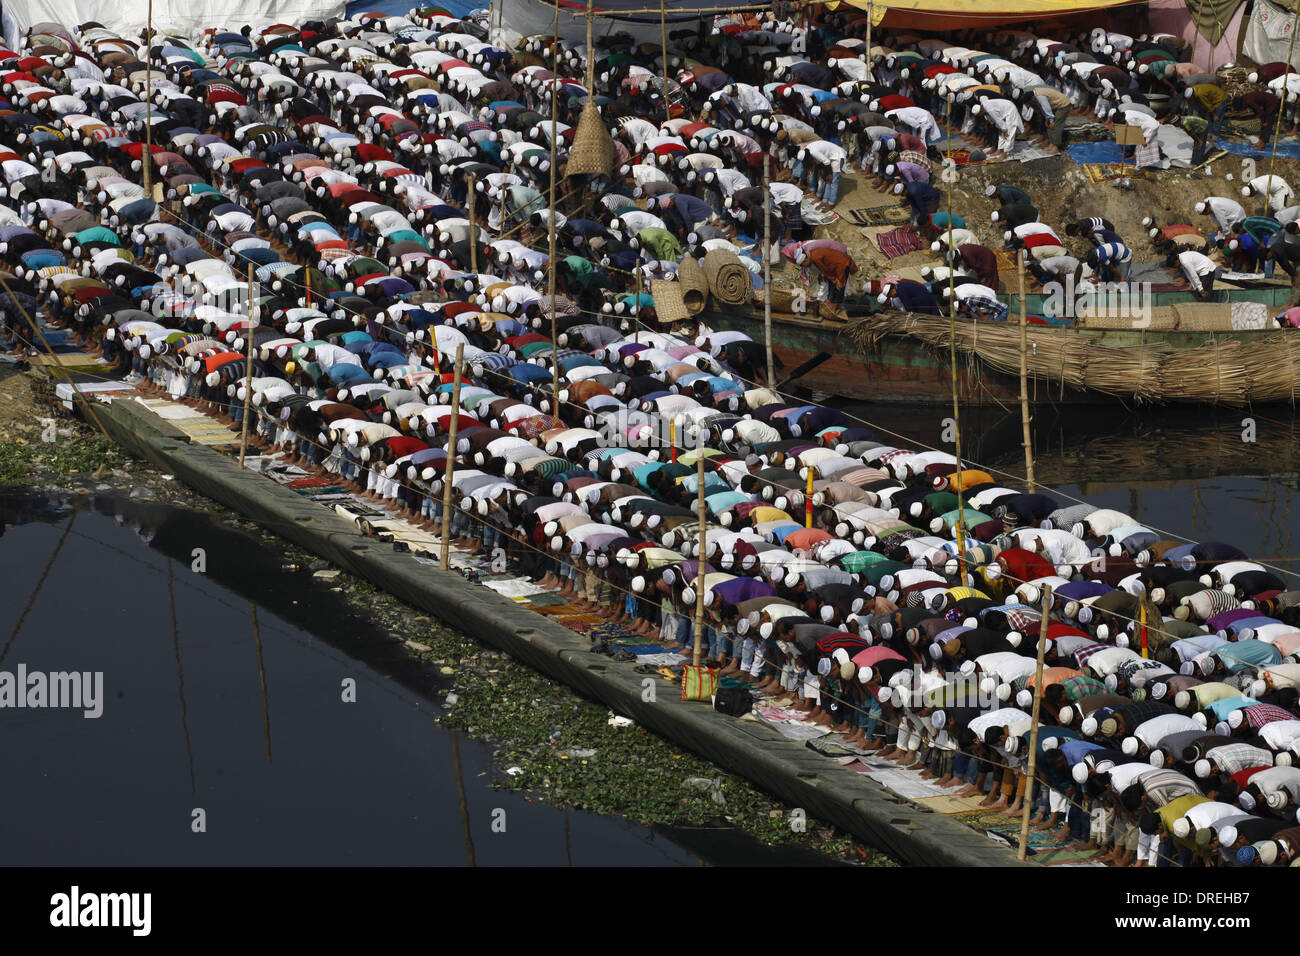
[709,309,1094,405]
[704,306,1300,406]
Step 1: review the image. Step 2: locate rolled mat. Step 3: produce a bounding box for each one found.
[702,249,752,307]
[650,279,690,325]
[676,256,708,314]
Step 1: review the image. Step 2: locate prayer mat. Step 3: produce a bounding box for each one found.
[1083,163,1138,183]
[948,147,981,166]
[800,197,839,226]
[522,591,570,607]
[805,736,875,758]
[950,808,1100,863]
[286,476,340,488]
[1006,141,1054,163]
[875,225,925,259]
[916,794,985,813]
[993,248,1018,272]
[847,204,910,227]
[757,717,832,740]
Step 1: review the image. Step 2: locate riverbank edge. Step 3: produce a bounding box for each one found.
[92,396,1030,867]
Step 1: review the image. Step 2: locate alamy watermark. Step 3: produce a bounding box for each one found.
[49,886,150,936]
[594,410,707,452]
[0,665,103,718]
[1040,276,1153,328]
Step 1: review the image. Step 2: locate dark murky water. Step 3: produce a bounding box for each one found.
[0,493,833,867]
[838,402,1300,584]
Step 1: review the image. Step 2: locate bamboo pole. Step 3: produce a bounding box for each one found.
[763,156,774,385]
[634,266,642,344]
[865,0,874,82]
[547,0,560,406]
[1017,250,1035,491]
[239,265,257,468]
[468,172,478,277]
[943,93,968,582]
[1264,4,1300,217]
[441,343,465,571]
[660,0,672,125]
[142,0,153,198]
[804,464,815,528]
[692,449,707,667]
[1018,584,1053,861]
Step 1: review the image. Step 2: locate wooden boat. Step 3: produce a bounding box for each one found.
[703,288,1300,407]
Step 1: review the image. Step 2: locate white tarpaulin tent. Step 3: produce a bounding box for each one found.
[1243,0,1300,68]
[2,0,346,46]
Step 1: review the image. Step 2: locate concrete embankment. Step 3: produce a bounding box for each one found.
[93,396,1030,867]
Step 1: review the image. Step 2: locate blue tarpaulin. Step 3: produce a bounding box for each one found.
[1065,141,1130,165]
[1213,137,1300,160]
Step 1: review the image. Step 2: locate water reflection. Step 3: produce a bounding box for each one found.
[0,492,834,867]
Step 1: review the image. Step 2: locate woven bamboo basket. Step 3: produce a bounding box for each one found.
[676,256,709,314]
[565,99,614,177]
[650,279,690,324]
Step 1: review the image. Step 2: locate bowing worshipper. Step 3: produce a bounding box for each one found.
[970,96,1025,160]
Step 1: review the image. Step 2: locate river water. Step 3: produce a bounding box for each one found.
[0,492,832,867]
[839,401,1300,577]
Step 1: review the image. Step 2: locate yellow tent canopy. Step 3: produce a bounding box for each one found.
[835,0,1139,31]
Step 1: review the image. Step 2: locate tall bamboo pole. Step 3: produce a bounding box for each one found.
[692,450,707,667]
[763,156,774,385]
[1017,250,1035,491]
[634,266,642,344]
[238,265,257,468]
[547,0,560,405]
[1018,584,1053,861]
[441,343,465,571]
[1263,5,1300,218]
[142,0,153,198]
[468,172,478,277]
[660,0,672,125]
[943,93,968,582]
[804,463,814,529]
[865,0,874,82]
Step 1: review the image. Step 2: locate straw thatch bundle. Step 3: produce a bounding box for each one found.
[676,256,709,314]
[849,312,1300,405]
[702,249,751,307]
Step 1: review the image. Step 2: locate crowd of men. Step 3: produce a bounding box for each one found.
[1,8,1299,867]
